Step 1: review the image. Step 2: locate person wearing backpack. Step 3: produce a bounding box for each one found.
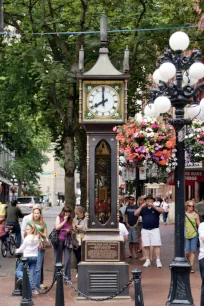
[185,200,200,273]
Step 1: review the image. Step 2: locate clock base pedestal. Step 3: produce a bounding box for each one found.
[77,262,130,299]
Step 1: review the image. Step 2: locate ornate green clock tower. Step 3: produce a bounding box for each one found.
[77,13,130,298]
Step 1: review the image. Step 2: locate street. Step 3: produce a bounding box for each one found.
[0,206,201,306]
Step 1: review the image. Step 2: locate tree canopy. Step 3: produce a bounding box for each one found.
[0,0,202,207]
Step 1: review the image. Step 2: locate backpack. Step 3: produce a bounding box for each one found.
[48,228,59,247]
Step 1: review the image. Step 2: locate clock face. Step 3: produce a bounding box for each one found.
[87,85,120,118]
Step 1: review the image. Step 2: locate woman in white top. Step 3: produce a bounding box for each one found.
[161,198,170,225]
[15,223,40,295]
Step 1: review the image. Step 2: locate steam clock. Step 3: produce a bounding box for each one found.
[77,13,130,298]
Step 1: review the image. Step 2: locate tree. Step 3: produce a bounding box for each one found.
[1,0,201,209]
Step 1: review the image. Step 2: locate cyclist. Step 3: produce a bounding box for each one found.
[6,200,23,248]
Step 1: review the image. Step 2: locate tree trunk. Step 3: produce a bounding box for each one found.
[75,128,87,209]
[64,134,75,209]
[64,84,76,210]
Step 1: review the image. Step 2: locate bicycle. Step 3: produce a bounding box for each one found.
[1,226,16,257]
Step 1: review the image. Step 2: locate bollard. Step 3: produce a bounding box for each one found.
[20,258,34,306]
[132,268,144,306]
[12,253,22,296]
[55,262,64,306]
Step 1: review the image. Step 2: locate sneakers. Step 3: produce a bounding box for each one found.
[156,259,163,268]
[32,290,39,295]
[143,259,151,267]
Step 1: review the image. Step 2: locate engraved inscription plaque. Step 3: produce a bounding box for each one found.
[85,241,120,261]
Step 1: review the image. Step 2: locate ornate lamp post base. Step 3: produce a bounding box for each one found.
[167,257,194,306]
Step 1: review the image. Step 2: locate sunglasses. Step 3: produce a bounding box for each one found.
[188,205,194,208]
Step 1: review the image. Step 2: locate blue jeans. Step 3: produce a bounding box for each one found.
[34,249,45,289]
[6,222,21,247]
[163,212,168,224]
[16,257,37,293]
[186,236,198,253]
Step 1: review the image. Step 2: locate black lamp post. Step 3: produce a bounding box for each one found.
[149,31,204,306]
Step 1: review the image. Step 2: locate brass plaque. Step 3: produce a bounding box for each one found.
[85,241,120,261]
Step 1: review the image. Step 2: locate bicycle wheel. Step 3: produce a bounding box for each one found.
[1,241,7,257]
[9,236,16,255]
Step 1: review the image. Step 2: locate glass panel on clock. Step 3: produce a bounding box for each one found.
[95,140,111,225]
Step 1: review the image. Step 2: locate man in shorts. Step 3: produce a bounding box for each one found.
[125,195,138,258]
[134,194,164,268]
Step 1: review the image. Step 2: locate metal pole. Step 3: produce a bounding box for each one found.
[12,253,22,296]
[55,262,64,306]
[20,258,34,306]
[167,59,193,305]
[131,269,144,306]
[135,167,140,204]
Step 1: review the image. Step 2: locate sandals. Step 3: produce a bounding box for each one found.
[190,268,195,273]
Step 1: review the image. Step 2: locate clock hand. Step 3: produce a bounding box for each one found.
[102,87,105,103]
[94,98,108,108]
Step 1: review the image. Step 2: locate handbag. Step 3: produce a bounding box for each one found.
[39,237,52,250]
[49,228,59,247]
[64,230,79,250]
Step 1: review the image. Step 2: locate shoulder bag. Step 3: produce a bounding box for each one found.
[48,228,59,247]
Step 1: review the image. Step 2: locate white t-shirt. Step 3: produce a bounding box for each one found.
[15,234,39,257]
[119,222,129,240]
[153,201,161,207]
[21,213,32,240]
[198,222,204,260]
[162,202,169,212]
[120,205,127,222]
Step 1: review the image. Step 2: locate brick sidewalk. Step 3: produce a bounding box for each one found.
[0,224,201,306]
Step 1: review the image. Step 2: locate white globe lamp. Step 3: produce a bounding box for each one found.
[187,104,201,119]
[154,96,171,114]
[153,69,168,85]
[159,62,176,80]
[183,71,197,86]
[197,110,204,120]
[189,62,204,80]
[169,31,190,51]
[200,98,204,113]
[144,104,158,118]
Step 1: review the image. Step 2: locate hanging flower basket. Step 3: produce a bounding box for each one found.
[114,117,176,171]
[185,119,204,166]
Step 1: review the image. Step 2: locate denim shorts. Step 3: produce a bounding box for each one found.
[186,236,198,253]
[128,226,138,243]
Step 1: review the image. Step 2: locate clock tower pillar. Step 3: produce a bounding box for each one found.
[77,13,130,299]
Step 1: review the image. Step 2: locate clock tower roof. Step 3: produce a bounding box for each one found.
[83,47,123,76]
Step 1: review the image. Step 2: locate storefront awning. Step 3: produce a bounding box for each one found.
[168,170,204,186]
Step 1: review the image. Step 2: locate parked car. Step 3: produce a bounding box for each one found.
[16,196,41,216]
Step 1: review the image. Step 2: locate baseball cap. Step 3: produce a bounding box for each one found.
[129,195,135,200]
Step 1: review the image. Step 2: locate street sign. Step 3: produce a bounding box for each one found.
[178,125,186,142]
[139,167,146,180]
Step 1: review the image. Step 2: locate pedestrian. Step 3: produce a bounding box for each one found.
[55,207,74,281]
[161,198,170,224]
[27,207,48,293]
[137,196,146,261]
[134,194,164,268]
[153,197,162,207]
[125,195,139,258]
[198,221,204,305]
[119,212,128,242]
[185,200,200,273]
[6,200,23,247]
[15,223,39,295]
[196,196,204,223]
[73,206,87,277]
[21,204,47,290]
[119,195,129,225]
